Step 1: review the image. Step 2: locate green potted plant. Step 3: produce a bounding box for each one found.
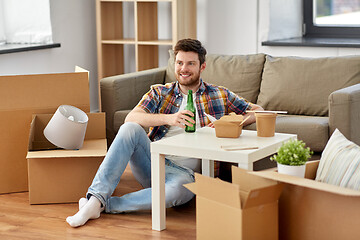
[271,139,313,177]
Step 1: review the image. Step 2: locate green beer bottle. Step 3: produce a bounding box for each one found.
[185,90,196,132]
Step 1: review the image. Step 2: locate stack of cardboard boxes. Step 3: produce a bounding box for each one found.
[0,69,107,204]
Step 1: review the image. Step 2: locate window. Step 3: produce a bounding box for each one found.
[262,0,360,48]
[304,0,360,38]
[0,0,53,44]
[0,0,60,54]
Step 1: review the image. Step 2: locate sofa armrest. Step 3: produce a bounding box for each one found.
[329,83,360,146]
[100,67,166,143]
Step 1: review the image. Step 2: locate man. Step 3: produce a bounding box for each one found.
[66,39,263,227]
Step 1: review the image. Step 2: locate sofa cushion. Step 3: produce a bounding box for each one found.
[166,50,265,103]
[244,115,329,152]
[257,55,360,116]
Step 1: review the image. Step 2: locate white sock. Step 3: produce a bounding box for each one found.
[66,196,103,227]
[79,197,88,210]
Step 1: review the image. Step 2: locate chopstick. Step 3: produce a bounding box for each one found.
[246,110,288,114]
[239,115,251,126]
[221,145,259,151]
[204,112,217,123]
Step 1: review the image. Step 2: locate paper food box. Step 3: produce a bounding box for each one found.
[213,113,244,138]
[26,112,107,204]
[0,68,90,194]
[253,160,360,240]
[185,166,283,240]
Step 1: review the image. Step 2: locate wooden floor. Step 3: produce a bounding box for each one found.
[0,166,196,240]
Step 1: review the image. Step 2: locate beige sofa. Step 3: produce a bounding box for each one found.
[100,52,360,154]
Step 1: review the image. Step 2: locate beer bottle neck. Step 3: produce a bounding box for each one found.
[187,90,193,104]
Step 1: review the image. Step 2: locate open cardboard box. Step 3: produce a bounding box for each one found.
[0,67,90,194]
[253,160,360,240]
[185,166,283,240]
[26,112,107,204]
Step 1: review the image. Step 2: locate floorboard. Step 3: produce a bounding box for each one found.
[0,166,196,239]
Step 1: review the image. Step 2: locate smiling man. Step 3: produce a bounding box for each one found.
[175,50,205,90]
[66,39,263,227]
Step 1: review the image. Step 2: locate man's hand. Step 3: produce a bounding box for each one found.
[167,110,195,129]
[243,103,264,126]
[125,107,195,129]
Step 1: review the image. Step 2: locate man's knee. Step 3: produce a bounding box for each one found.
[111,122,149,152]
[120,122,143,131]
[117,122,146,138]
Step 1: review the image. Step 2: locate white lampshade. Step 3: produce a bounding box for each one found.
[44,105,88,150]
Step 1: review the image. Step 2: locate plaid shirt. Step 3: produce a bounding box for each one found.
[137,79,251,141]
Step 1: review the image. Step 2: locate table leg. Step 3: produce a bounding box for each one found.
[151,153,166,231]
[238,162,253,171]
[202,159,214,177]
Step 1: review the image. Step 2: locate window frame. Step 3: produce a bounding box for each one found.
[304,0,360,38]
[0,43,61,55]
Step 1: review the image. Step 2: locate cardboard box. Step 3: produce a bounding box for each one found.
[26,112,107,204]
[214,114,244,138]
[253,161,360,240]
[0,68,90,194]
[185,166,283,240]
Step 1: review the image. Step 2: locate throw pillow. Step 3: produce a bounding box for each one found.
[315,129,360,190]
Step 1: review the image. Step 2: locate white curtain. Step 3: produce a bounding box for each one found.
[0,0,53,44]
[0,0,5,44]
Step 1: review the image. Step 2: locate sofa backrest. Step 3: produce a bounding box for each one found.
[165,50,265,104]
[257,55,360,116]
[165,51,360,117]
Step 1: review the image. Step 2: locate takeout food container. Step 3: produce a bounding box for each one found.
[255,112,277,137]
[214,113,244,138]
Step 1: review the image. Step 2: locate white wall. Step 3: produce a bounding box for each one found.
[1,0,359,112]
[197,0,258,55]
[0,0,98,111]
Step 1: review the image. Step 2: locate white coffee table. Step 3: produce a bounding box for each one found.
[150,127,297,231]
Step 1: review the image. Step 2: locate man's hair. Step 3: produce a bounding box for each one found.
[174,38,207,65]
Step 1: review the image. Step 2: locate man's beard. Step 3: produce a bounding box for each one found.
[175,70,201,88]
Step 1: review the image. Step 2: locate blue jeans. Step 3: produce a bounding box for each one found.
[87,122,195,213]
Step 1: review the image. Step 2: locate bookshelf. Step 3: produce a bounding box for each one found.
[96,0,197,83]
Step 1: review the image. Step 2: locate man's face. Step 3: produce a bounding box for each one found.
[175,51,206,89]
